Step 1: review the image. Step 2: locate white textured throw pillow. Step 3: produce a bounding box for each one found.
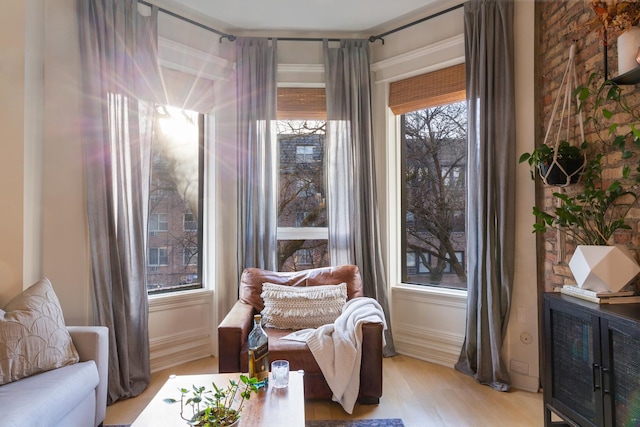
[261,282,347,330]
[0,278,79,385]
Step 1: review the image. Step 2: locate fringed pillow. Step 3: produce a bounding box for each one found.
[260,282,347,330]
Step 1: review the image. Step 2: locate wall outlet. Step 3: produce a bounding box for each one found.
[520,332,533,344]
[510,359,529,375]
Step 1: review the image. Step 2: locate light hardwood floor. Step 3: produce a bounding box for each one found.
[104,355,543,427]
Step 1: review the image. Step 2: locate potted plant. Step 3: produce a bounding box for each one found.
[164,375,260,426]
[527,73,640,291]
[519,140,586,185]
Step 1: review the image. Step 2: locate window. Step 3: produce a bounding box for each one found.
[148,247,168,266]
[296,145,314,163]
[147,105,204,294]
[275,87,330,272]
[277,119,329,272]
[183,213,197,231]
[391,64,467,289]
[149,213,168,233]
[183,246,198,266]
[295,249,313,265]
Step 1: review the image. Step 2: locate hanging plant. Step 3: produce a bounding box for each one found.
[519,140,586,185]
[520,44,586,187]
[528,73,640,246]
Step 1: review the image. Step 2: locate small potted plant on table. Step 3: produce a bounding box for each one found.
[164,375,259,426]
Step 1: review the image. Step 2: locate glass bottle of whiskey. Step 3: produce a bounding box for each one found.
[248,314,269,385]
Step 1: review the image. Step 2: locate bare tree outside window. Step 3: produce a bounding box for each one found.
[402,101,467,288]
[277,120,330,271]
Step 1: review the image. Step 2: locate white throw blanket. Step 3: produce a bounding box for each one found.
[282,297,387,414]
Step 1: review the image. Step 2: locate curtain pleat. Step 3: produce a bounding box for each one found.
[236,38,279,274]
[77,0,161,404]
[455,0,516,391]
[323,40,397,356]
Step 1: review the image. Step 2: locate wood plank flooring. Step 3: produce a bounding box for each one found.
[104,354,543,427]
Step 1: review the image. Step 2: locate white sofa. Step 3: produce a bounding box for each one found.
[0,326,109,427]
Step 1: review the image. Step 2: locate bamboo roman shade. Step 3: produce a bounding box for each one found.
[277,87,326,120]
[389,63,466,115]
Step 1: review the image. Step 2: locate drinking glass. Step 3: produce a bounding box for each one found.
[271,360,289,388]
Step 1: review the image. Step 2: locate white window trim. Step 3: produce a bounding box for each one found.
[277,227,328,240]
[387,113,467,296]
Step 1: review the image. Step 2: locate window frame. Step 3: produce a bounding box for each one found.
[398,105,468,289]
[146,112,205,295]
[276,125,328,248]
[387,54,467,290]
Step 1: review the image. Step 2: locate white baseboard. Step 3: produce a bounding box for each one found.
[393,322,464,367]
[150,329,213,373]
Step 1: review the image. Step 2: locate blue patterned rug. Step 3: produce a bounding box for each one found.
[306,420,404,427]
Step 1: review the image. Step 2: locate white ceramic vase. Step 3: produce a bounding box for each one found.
[568,245,640,293]
[618,26,640,75]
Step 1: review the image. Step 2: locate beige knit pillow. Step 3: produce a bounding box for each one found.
[0,278,79,385]
[261,282,347,330]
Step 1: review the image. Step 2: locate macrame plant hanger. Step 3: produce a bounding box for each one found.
[541,43,586,187]
[542,44,587,262]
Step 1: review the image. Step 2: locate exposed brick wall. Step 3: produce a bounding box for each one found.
[537,0,640,292]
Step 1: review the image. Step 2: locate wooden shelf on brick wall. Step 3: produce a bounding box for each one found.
[611,66,640,85]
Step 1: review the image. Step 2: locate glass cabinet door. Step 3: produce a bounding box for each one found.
[548,307,601,426]
[605,322,640,427]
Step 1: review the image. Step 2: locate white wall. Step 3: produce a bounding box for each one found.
[41,0,91,326]
[506,0,539,392]
[0,1,38,304]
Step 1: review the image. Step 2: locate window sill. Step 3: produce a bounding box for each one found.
[148,288,213,310]
[392,283,467,304]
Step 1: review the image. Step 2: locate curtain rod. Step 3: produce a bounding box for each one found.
[369,3,464,44]
[139,0,236,41]
[140,1,464,44]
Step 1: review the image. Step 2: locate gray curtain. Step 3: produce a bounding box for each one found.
[78,0,161,404]
[455,0,516,391]
[236,37,279,273]
[323,40,396,356]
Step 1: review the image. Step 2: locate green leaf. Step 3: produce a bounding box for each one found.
[518,152,531,163]
[613,135,626,149]
[163,398,178,404]
[608,181,621,192]
[602,108,613,119]
[606,85,620,100]
[578,87,590,100]
[622,150,633,159]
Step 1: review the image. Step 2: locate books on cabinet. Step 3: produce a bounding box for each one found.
[560,285,640,304]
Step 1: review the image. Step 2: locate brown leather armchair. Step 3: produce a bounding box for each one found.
[218,265,383,404]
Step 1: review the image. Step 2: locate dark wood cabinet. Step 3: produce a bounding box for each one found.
[543,292,640,427]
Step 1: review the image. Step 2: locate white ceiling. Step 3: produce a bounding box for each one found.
[167,0,444,34]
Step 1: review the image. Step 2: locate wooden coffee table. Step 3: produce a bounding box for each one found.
[131,371,305,427]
